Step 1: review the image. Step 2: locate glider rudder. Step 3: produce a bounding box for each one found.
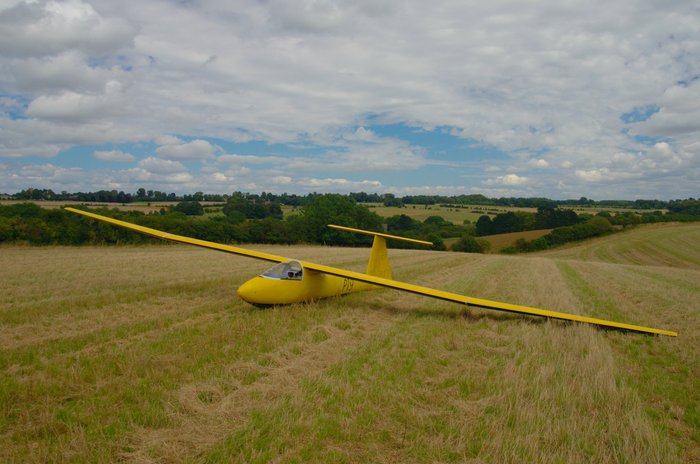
[327,224,432,280]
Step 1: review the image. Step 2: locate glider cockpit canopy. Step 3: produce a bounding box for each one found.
[261,260,304,281]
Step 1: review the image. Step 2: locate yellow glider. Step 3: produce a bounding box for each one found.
[65,207,677,337]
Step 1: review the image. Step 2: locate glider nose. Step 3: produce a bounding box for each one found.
[237,276,279,306]
[237,278,261,304]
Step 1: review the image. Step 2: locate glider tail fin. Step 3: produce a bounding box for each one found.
[327,224,433,279]
[366,235,392,279]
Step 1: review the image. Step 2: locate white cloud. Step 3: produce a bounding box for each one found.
[218,154,285,165]
[154,135,181,146]
[26,80,128,122]
[271,175,292,185]
[0,0,136,58]
[93,150,135,162]
[631,80,700,142]
[527,158,549,168]
[1,0,699,198]
[10,51,132,94]
[484,173,530,186]
[155,139,218,161]
[217,132,433,174]
[137,157,186,175]
[297,177,383,192]
[576,168,608,182]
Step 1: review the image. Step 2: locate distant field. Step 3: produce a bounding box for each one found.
[1,222,698,462]
[480,228,553,251]
[541,222,700,268]
[2,200,515,224]
[443,228,552,252]
[3,200,662,226]
[183,202,534,224]
[282,203,492,223]
[569,205,668,215]
[0,200,224,215]
[363,203,538,224]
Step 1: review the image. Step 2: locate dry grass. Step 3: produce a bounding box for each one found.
[543,222,700,270]
[479,228,553,252]
[360,203,539,225]
[1,224,698,462]
[0,200,224,214]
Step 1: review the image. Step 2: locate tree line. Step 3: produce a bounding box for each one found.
[7,187,698,211]
[0,195,436,249]
[2,194,699,253]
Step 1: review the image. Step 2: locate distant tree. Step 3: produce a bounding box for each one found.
[588,216,613,234]
[386,214,420,233]
[490,211,524,234]
[423,215,450,227]
[0,202,43,218]
[475,215,493,236]
[383,193,404,207]
[668,199,700,216]
[173,201,204,216]
[535,207,579,229]
[612,211,641,227]
[223,192,283,220]
[298,194,383,245]
[451,235,489,253]
[0,217,14,242]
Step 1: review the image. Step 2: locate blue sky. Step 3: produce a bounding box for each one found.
[1,0,699,199]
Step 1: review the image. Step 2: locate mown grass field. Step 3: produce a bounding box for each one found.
[478,228,554,252]
[280,203,494,224]
[361,203,537,224]
[1,223,699,463]
[0,200,225,215]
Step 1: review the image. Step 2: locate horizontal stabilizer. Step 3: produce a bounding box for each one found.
[328,224,432,246]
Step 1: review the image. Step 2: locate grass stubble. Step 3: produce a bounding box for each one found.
[1,223,698,463]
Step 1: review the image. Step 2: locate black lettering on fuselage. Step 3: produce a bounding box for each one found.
[341,278,354,294]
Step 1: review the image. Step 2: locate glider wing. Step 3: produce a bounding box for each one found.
[298,261,678,336]
[64,207,289,264]
[66,207,677,337]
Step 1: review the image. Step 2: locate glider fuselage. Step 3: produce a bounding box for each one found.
[237,263,373,306]
[236,226,421,305]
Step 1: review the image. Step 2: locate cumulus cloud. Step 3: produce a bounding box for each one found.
[218,154,286,165]
[93,149,134,162]
[575,168,608,182]
[0,162,87,191]
[484,173,530,186]
[631,80,700,141]
[155,139,219,161]
[2,0,699,198]
[10,51,131,94]
[137,157,186,175]
[527,158,549,168]
[216,131,433,174]
[297,177,383,192]
[0,0,136,58]
[26,80,128,122]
